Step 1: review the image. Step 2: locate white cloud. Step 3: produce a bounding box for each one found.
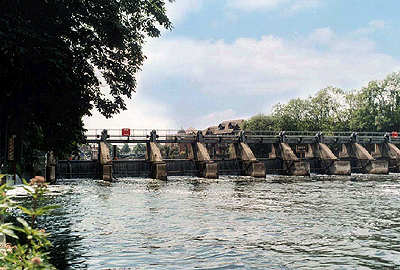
[83,93,177,130]
[85,22,400,130]
[308,27,335,45]
[228,0,289,11]
[166,0,203,25]
[227,0,320,12]
[143,29,399,98]
[288,0,320,12]
[369,20,385,29]
[355,19,386,35]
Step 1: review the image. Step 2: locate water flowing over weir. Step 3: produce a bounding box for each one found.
[54,129,400,181]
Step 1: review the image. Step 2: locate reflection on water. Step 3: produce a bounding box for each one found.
[37,175,400,269]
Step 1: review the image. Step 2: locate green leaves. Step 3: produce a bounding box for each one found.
[18,205,35,216]
[1,0,172,159]
[243,114,276,131]
[245,72,400,133]
[0,223,19,239]
[0,182,58,269]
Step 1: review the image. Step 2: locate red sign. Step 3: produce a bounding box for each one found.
[122,128,130,137]
[392,131,398,138]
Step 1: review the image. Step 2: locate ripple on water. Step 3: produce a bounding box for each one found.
[37,175,400,269]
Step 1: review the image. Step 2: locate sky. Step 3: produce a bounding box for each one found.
[84,0,400,131]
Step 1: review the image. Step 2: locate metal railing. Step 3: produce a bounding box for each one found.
[84,129,399,144]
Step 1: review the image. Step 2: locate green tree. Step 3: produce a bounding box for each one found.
[272,98,311,131]
[120,143,131,155]
[132,143,146,155]
[270,88,350,132]
[307,87,350,132]
[0,0,172,171]
[246,72,400,133]
[243,114,276,131]
[349,72,400,132]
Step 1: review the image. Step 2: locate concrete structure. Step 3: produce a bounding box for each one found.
[146,141,167,180]
[99,141,113,181]
[188,141,218,178]
[55,129,400,180]
[306,143,351,175]
[339,143,388,174]
[270,143,310,176]
[230,142,266,177]
[46,151,57,183]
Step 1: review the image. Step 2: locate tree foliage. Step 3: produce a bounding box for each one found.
[243,114,276,131]
[120,143,131,155]
[244,72,400,132]
[132,143,146,155]
[0,0,172,164]
[348,73,400,132]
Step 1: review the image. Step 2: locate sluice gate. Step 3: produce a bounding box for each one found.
[55,130,400,181]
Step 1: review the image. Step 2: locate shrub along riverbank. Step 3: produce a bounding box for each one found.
[0,177,57,269]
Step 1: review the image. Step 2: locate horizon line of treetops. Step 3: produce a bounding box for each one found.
[240,71,400,133]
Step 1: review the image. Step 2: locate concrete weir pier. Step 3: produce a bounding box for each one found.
[230,140,266,178]
[339,143,389,174]
[268,143,310,176]
[306,143,351,175]
[146,142,167,181]
[55,129,400,181]
[99,141,113,181]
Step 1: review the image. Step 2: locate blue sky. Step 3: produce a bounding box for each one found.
[84,0,400,130]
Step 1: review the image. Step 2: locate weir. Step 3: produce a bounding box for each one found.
[187,132,218,178]
[271,143,310,176]
[46,151,57,182]
[144,130,166,180]
[339,142,388,174]
[305,143,351,175]
[370,142,400,173]
[99,141,113,181]
[55,129,400,181]
[230,142,266,177]
[230,132,266,177]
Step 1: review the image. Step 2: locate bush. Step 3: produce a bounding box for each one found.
[0,176,58,269]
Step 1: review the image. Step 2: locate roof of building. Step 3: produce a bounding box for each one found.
[204,119,245,135]
[185,127,198,135]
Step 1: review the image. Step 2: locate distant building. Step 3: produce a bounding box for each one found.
[202,119,245,159]
[203,119,244,135]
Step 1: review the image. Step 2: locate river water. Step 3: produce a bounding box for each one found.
[36,174,400,269]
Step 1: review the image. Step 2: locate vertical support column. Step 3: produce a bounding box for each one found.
[191,132,218,179]
[113,145,117,160]
[354,143,388,174]
[282,143,310,176]
[45,151,57,183]
[308,139,351,175]
[231,140,265,178]
[340,135,388,174]
[277,142,310,176]
[377,142,400,173]
[99,141,112,181]
[319,143,351,175]
[146,130,167,180]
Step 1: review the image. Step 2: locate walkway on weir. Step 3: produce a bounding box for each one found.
[52,129,400,182]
